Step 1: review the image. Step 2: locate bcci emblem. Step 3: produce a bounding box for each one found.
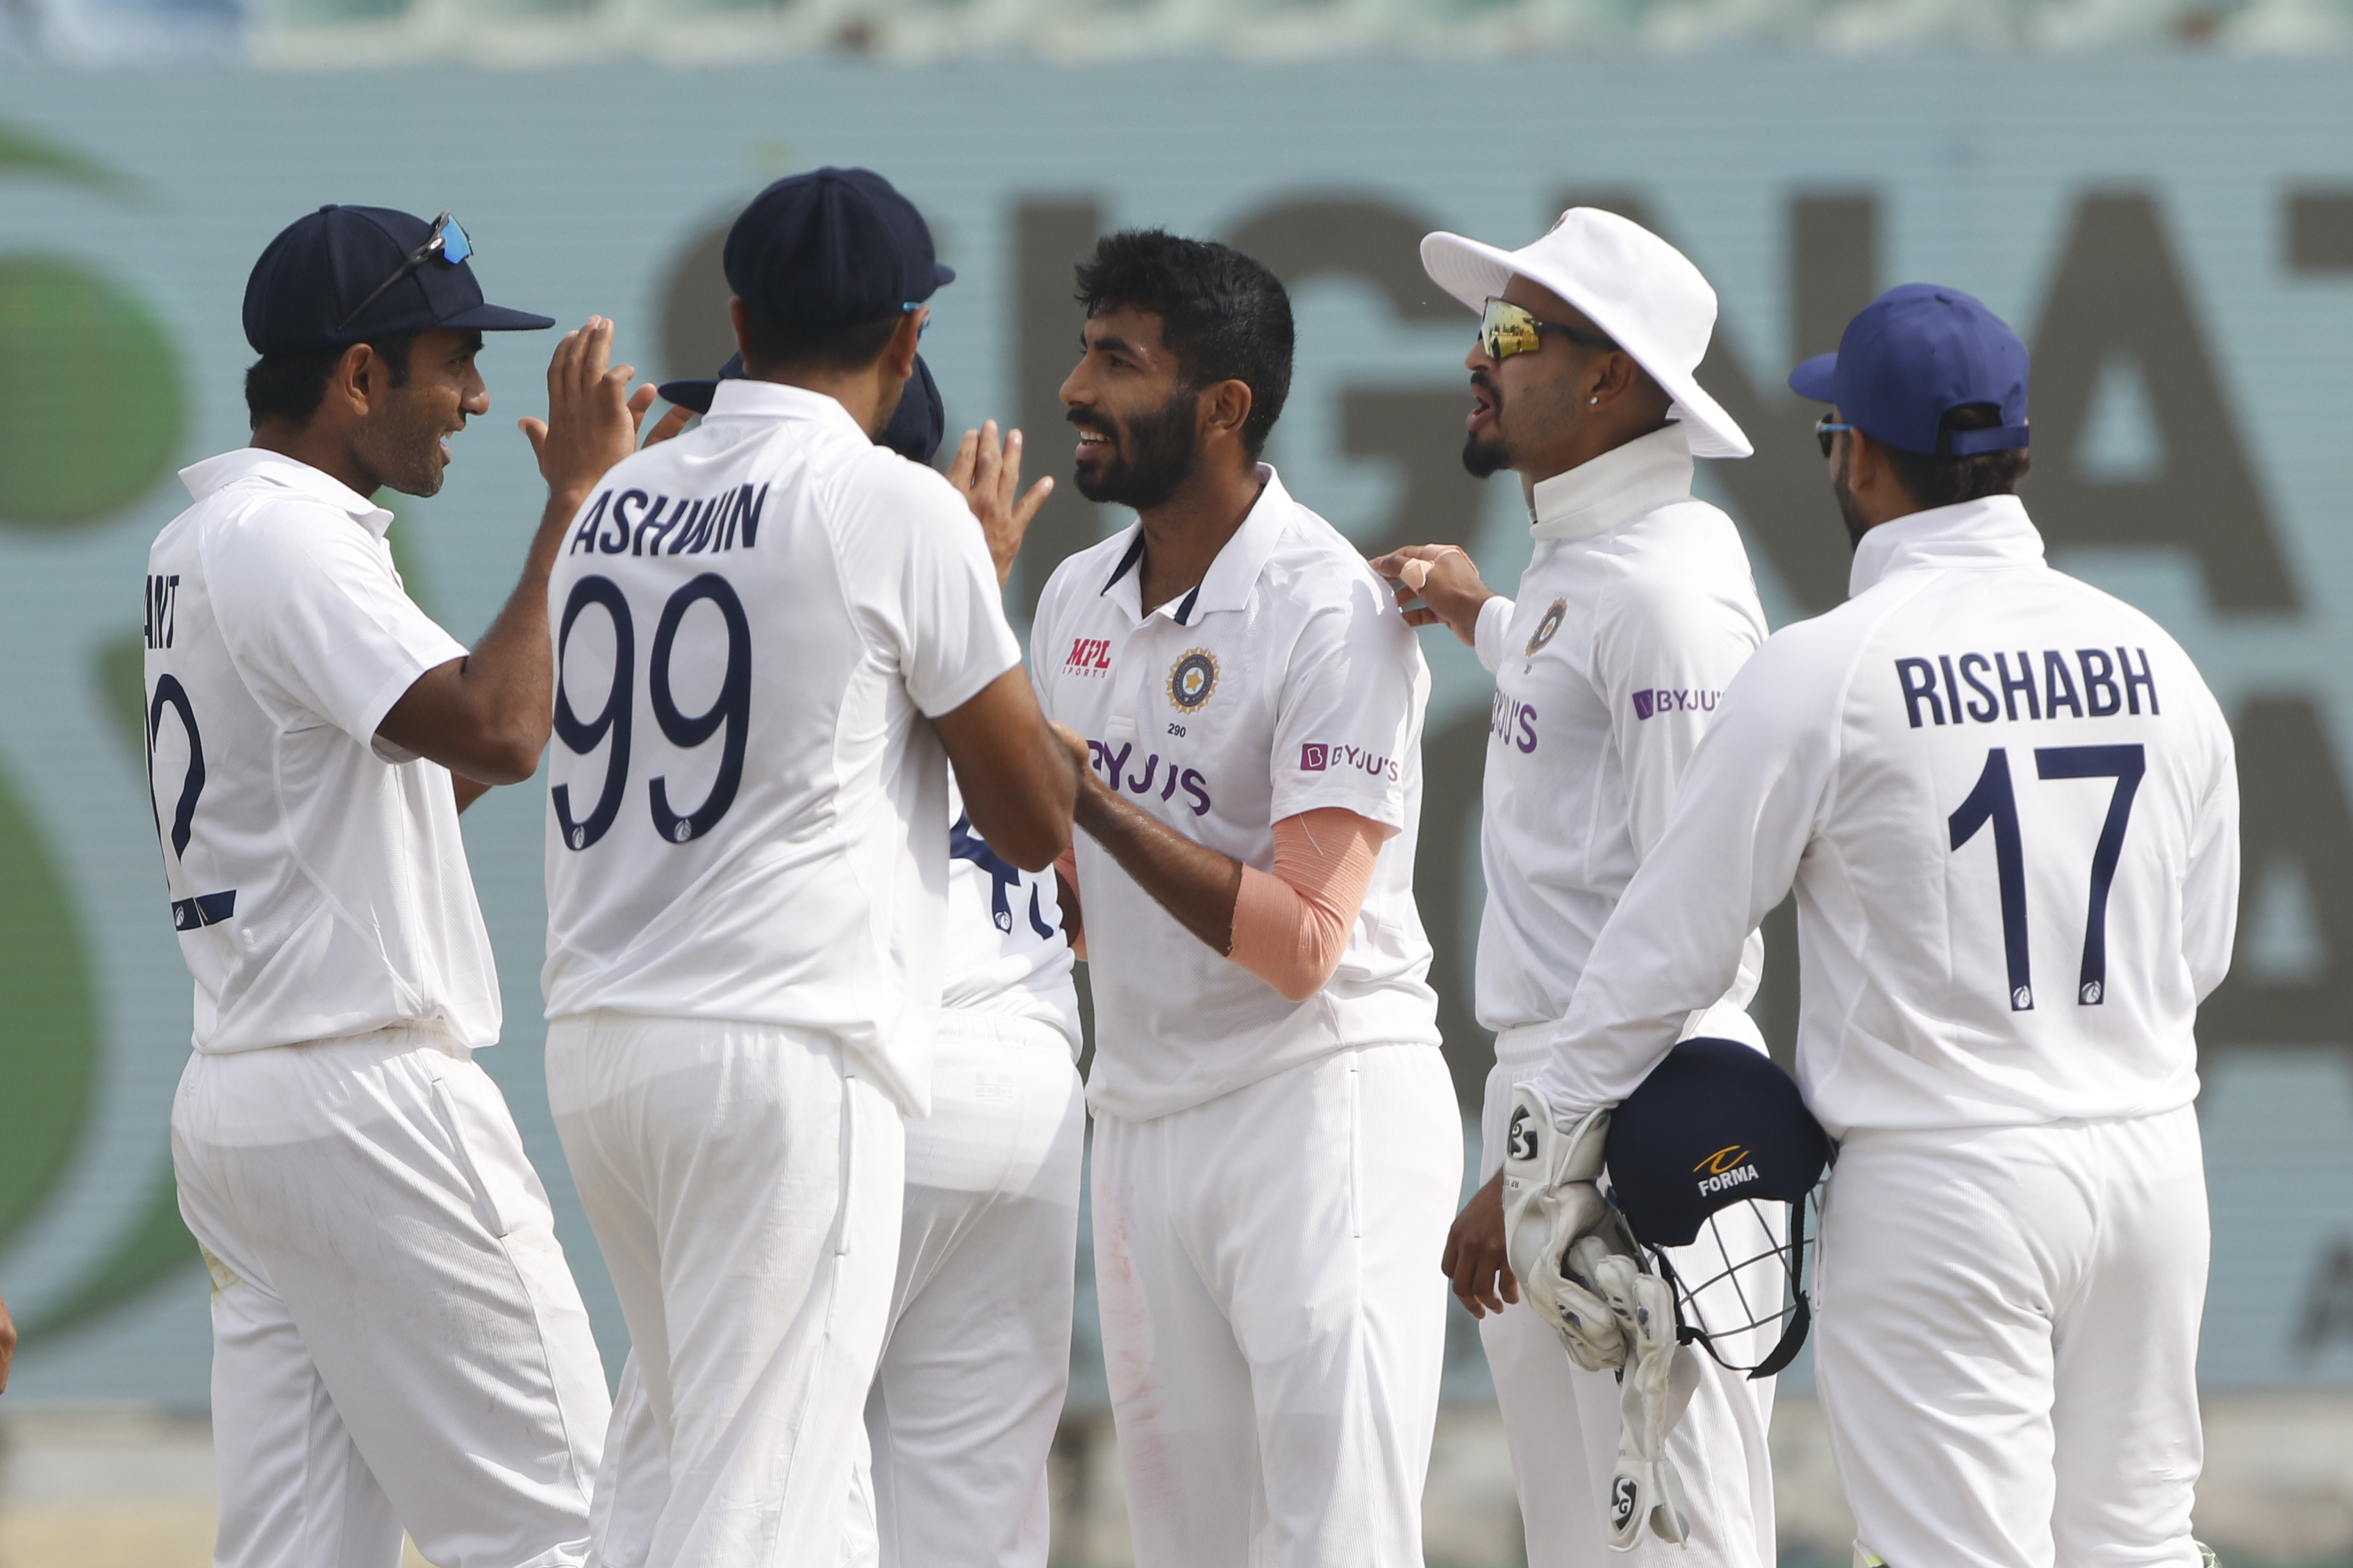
[1168,649,1219,712]
[1526,599,1568,656]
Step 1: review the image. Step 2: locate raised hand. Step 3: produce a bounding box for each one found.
[518,317,657,503]
[949,420,1055,588]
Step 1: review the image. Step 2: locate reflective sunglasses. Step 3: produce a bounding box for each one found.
[1813,415,1854,458]
[335,210,474,333]
[1478,296,1617,361]
[904,301,930,339]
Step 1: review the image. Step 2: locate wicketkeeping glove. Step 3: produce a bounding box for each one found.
[1501,1083,1624,1371]
[1586,1253,1693,1550]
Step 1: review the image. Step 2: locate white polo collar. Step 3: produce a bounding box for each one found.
[1848,495,2047,599]
[181,448,394,540]
[1097,463,1293,626]
[1523,423,1696,544]
[704,377,865,435]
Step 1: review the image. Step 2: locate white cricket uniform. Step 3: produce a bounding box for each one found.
[1463,426,1776,1568]
[1031,467,1458,1568]
[1531,497,2238,1568]
[148,449,608,1568]
[540,380,1020,1568]
[841,783,1085,1568]
[605,876,1081,1568]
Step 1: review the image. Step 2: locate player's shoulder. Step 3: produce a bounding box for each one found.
[1254,491,1397,623]
[1597,499,1765,633]
[821,437,973,536]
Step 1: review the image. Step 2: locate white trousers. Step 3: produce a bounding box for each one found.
[172,1025,608,1568]
[1475,1066,1777,1568]
[842,1011,1087,1568]
[1813,1108,2208,1568]
[547,1012,905,1568]
[1091,1042,1462,1568]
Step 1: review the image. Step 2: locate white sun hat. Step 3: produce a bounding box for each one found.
[1420,208,1752,460]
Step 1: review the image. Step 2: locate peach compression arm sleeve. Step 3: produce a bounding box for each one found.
[1228,808,1390,1003]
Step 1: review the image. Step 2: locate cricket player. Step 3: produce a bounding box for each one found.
[1373,208,1778,1565]
[647,347,1083,1568]
[1031,229,1457,1566]
[151,204,658,1568]
[539,167,1076,1568]
[1511,284,2236,1568]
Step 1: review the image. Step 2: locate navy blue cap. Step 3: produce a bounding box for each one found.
[1788,283,2030,457]
[243,205,553,357]
[658,351,946,464]
[723,167,953,331]
[1604,1037,1830,1249]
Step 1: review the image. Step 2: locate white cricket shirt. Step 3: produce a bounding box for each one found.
[143,449,497,1054]
[1531,497,2239,1138]
[540,381,1022,1114]
[1032,466,1440,1121]
[944,777,1081,1053]
[1468,425,1768,1074]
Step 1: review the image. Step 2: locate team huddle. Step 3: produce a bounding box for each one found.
[144,169,2236,1568]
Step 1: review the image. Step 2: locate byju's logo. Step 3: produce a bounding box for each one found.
[1631,687,1722,721]
[1300,742,1329,772]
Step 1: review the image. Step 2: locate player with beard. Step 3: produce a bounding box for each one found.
[1029,231,1456,1566]
[1374,209,1779,1564]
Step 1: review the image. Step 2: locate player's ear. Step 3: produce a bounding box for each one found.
[331,342,377,419]
[884,310,923,381]
[1202,378,1254,446]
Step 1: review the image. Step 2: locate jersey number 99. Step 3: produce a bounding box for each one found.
[554,572,751,852]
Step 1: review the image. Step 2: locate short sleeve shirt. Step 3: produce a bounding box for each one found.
[540,381,1022,1115]
[1031,466,1440,1121]
[144,449,497,1053]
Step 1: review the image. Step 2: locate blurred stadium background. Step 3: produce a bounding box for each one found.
[7,4,2353,1565]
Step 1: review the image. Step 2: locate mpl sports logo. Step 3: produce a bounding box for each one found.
[1693,1144,1761,1199]
[1631,687,1723,721]
[1063,637,1113,678]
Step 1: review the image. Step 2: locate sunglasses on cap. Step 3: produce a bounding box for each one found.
[1813,415,1855,458]
[335,211,474,333]
[1478,297,1618,362]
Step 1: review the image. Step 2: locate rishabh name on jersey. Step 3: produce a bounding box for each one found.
[945,777,1081,1053]
[1031,465,1440,1121]
[143,449,499,1054]
[1536,495,2239,1140]
[539,380,1022,1115]
[1468,424,1768,1059]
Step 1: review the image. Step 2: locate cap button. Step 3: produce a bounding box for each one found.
[318,203,338,214]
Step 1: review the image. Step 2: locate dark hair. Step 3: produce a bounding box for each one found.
[1074,230,1294,458]
[243,334,415,431]
[1880,402,2030,510]
[738,304,901,376]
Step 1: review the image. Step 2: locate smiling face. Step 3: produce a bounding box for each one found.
[1058,306,1204,512]
[351,327,488,499]
[1461,276,1613,481]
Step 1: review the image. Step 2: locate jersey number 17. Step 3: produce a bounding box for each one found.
[1948,744,2145,1011]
